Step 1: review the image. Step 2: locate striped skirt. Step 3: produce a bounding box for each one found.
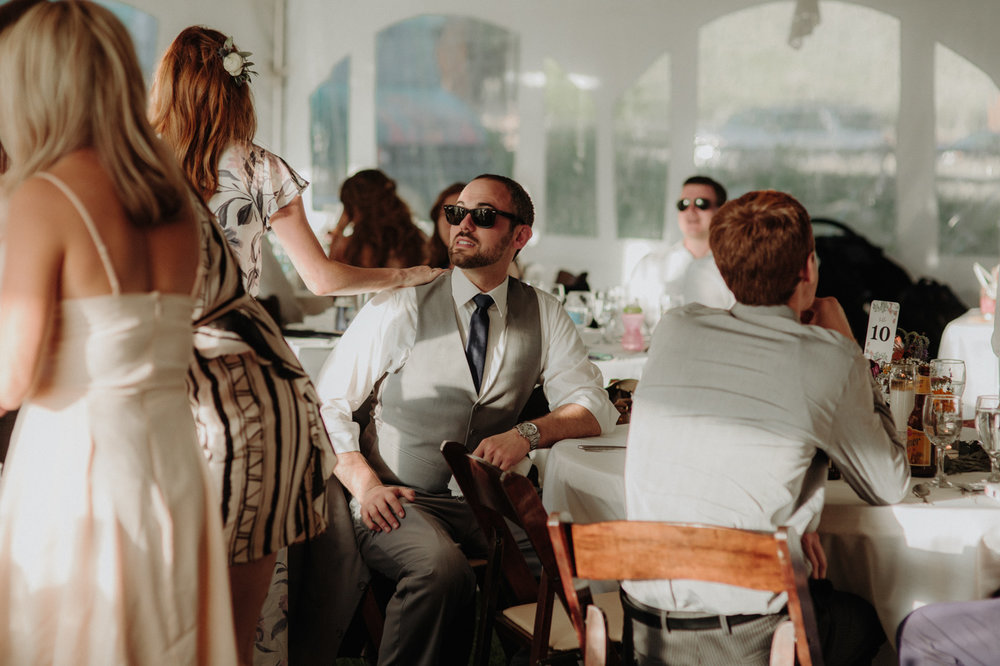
[188,350,328,564]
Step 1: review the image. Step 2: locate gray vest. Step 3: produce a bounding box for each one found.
[360,274,542,494]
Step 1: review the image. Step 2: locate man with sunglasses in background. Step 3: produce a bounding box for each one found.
[628,174,735,329]
[315,173,618,666]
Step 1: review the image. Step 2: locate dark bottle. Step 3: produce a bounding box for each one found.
[906,362,936,477]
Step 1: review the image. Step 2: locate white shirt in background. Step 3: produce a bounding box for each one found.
[627,241,735,329]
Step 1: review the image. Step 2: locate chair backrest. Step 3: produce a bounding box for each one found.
[440,441,539,603]
[546,513,824,666]
[441,441,584,664]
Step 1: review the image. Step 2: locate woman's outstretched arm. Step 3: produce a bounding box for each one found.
[269,196,442,295]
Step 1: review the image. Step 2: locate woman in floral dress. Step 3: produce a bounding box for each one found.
[149,26,441,665]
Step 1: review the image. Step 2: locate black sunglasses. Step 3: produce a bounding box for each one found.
[676,197,714,212]
[443,204,522,229]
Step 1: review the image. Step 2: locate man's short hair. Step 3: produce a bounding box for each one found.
[683,175,727,206]
[709,190,814,306]
[470,173,534,228]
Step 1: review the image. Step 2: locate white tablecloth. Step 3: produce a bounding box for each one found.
[938,308,999,415]
[541,430,1000,647]
[579,328,648,384]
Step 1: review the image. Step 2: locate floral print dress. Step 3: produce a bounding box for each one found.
[210,143,308,298]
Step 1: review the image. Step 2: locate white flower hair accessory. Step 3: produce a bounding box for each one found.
[218,36,256,86]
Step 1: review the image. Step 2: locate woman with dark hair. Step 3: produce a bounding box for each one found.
[424,181,465,269]
[328,168,428,268]
[0,3,235,662]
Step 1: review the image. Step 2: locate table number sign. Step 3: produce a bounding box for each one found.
[863,300,900,366]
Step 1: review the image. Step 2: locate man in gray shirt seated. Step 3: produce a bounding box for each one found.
[623,189,910,665]
[316,174,618,666]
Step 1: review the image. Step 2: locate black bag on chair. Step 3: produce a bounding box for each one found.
[812,218,913,345]
[897,278,969,358]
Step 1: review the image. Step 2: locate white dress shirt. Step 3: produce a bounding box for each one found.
[628,241,736,328]
[316,269,619,455]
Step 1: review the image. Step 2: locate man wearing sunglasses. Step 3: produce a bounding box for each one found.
[628,174,735,329]
[315,174,618,666]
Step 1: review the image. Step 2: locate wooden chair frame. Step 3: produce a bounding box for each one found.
[441,441,588,666]
[547,513,824,666]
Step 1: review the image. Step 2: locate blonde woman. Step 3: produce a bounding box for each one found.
[0,3,235,663]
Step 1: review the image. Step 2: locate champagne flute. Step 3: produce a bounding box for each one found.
[923,393,962,488]
[975,394,1000,483]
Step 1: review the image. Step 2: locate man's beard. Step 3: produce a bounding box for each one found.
[449,229,514,269]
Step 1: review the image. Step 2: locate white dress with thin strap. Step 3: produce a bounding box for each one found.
[0,174,237,665]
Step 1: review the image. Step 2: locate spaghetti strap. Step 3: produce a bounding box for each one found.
[36,172,121,295]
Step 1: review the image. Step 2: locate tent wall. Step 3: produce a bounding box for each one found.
[116,1,1000,304]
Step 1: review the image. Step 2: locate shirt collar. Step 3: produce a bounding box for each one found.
[452,268,509,317]
[730,302,800,323]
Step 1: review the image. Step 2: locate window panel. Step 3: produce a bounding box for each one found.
[544,58,597,237]
[934,44,1000,256]
[615,54,670,240]
[96,1,157,78]
[310,58,350,211]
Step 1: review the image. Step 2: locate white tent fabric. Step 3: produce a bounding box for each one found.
[115,0,1000,304]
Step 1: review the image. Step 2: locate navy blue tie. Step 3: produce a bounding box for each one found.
[466,294,494,392]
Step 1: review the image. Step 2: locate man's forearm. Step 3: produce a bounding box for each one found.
[530,403,601,449]
[332,450,384,500]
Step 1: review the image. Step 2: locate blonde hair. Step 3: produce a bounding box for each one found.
[148,26,257,200]
[0,1,189,227]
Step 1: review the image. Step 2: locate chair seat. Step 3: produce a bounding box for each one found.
[502,590,624,651]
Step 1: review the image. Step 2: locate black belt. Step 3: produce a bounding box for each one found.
[622,591,768,632]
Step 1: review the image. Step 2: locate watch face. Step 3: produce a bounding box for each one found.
[518,422,540,449]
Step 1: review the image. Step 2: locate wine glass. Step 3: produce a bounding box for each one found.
[923,393,962,488]
[591,289,615,343]
[975,394,1000,483]
[929,358,966,398]
[564,291,594,331]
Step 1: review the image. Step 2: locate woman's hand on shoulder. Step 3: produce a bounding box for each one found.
[397,265,447,288]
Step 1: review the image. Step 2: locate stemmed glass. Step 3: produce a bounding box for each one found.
[923,393,963,488]
[591,290,614,343]
[975,395,1000,483]
[592,287,625,343]
[929,358,966,399]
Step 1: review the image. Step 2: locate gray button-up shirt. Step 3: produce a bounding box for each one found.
[624,302,910,615]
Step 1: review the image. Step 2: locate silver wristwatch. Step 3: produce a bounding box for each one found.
[515,422,540,451]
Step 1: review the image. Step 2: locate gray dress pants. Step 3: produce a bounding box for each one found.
[353,492,489,666]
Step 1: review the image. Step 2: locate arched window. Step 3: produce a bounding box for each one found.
[373,15,519,218]
[696,1,899,248]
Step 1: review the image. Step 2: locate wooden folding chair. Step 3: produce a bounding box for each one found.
[440,441,623,666]
[547,514,824,666]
